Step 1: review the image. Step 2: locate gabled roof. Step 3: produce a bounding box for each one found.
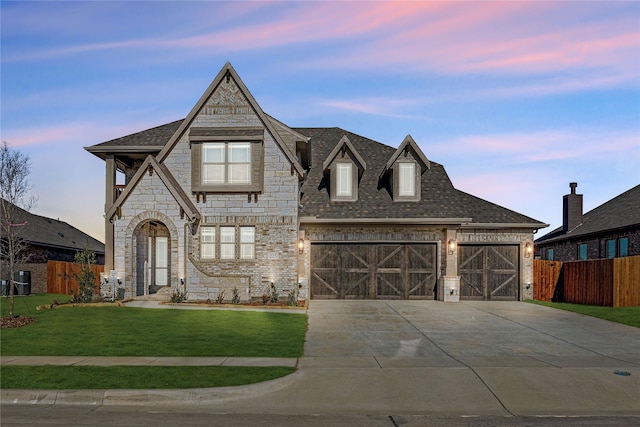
[0,199,104,254]
[380,134,430,178]
[322,135,366,175]
[105,155,200,224]
[536,184,640,244]
[296,127,545,228]
[156,62,304,177]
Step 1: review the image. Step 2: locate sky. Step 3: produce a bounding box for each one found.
[1,1,639,243]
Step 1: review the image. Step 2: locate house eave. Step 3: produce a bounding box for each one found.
[299,217,473,225]
[460,222,549,230]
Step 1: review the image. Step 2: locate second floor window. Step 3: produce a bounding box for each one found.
[336,163,353,197]
[202,142,251,185]
[398,163,416,197]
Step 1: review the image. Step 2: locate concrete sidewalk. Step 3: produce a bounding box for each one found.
[2,300,639,417]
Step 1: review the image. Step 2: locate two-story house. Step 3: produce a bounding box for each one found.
[86,62,546,302]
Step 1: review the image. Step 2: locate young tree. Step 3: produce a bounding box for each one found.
[0,141,36,318]
[73,248,97,303]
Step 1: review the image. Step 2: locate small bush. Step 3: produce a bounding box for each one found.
[231,287,241,305]
[170,289,187,303]
[215,290,226,304]
[287,288,297,306]
[270,283,279,303]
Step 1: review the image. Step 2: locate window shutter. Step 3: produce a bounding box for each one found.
[191,142,202,193]
[252,141,264,192]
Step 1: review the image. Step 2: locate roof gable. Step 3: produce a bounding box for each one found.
[156,62,304,177]
[322,135,367,176]
[381,135,430,178]
[105,155,200,227]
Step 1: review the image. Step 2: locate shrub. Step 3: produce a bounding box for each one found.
[231,287,241,305]
[270,283,279,303]
[170,289,187,303]
[215,290,226,304]
[73,249,96,303]
[287,288,297,306]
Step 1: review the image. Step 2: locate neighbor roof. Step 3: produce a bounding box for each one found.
[536,184,640,244]
[1,199,104,254]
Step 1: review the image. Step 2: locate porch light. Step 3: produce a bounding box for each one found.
[525,242,533,258]
[298,238,305,254]
[447,239,457,255]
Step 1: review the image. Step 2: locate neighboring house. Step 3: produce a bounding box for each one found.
[0,199,105,293]
[535,183,640,261]
[85,62,546,302]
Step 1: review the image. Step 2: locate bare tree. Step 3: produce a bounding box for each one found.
[0,141,36,318]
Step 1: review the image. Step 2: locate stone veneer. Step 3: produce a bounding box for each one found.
[112,76,302,301]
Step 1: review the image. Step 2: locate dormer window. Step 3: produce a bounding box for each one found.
[398,162,416,197]
[322,135,366,202]
[335,162,353,198]
[380,135,430,202]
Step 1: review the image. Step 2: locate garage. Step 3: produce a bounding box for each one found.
[458,245,519,300]
[310,243,437,299]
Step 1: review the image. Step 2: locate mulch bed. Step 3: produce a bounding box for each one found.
[0,316,36,329]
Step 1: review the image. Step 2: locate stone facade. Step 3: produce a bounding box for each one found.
[110,74,301,301]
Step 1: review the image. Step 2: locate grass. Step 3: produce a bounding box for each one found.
[0,366,295,389]
[1,294,307,357]
[1,294,307,389]
[527,300,640,328]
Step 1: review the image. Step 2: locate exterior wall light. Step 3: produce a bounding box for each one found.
[525,242,533,258]
[447,239,457,255]
[298,238,305,254]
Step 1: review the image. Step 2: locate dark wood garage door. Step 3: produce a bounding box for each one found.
[311,243,436,299]
[458,245,519,300]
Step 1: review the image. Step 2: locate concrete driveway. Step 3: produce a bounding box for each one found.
[294,300,640,416]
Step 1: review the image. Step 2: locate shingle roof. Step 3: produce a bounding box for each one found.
[85,121,545,227]
[295,127,544,226]
[536,184,640,244]
[1,199,104,254]
[88,120,183,149]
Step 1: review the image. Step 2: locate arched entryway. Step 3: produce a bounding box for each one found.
[133,220,171,296]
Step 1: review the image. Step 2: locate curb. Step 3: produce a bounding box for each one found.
[1,370,302,407]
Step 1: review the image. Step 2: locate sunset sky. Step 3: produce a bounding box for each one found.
[1,1,639,242]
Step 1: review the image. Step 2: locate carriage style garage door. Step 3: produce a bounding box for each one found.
[311,243,437,299]
[458,245,519,300]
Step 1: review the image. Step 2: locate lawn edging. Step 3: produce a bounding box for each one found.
[1,368,303,407]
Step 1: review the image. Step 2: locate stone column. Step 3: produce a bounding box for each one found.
[442,227,460,302]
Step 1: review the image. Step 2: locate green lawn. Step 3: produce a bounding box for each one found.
[1,294,307,389]
[527,300,640,328]
[0,366,295,389]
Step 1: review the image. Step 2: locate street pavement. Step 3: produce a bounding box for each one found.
[2,300,639,419]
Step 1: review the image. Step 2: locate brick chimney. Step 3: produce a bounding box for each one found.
[563,182,583,232]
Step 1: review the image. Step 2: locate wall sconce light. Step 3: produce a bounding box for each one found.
[117,278,122,285]
[525,242,533,258]
[180,277,184,286]
[447,239,457,255]
[298,238,304,254]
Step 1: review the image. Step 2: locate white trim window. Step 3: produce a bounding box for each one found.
[398,163,416,197]
[336,163,353,197]
[240,227,255,259]
[220,227,236,259]
[202,142,251,185]
[201,227,216,259]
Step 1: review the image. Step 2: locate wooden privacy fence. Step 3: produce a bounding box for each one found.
[533,256,640,307]
[47,260,103,295]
